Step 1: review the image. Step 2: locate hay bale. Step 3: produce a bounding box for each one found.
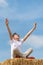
[1,58,43,65]
[0,63,1,65]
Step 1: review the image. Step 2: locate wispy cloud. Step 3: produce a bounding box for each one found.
[25,35,43,49]
[0,0,8,7]
[0,50,10,61]
[0,0,43,20]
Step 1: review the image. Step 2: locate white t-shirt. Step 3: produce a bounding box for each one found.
[10,39,23,51]
[10,39,23,58]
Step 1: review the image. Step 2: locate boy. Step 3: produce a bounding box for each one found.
[5,19,37,59]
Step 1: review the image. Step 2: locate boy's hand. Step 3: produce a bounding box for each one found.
[34,22,37,29]
[5,18,8,26]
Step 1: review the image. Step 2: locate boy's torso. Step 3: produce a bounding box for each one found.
[10,39,23,50]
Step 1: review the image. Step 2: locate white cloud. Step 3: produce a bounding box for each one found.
[7,8,43,20]
[0,0,43,20]
[25,35,43,49]
[0,0,8,7]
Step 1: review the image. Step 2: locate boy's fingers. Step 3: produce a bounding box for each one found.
[34,22,37,26]
[6,18,8,22]
[34,22,37,25]
[5,18,8,25]
[33,22,37,29]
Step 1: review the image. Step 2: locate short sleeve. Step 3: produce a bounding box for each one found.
[10,40,13,45]
[20,39,23,43]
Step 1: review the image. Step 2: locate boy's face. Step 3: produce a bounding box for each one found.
[13,34,20,41]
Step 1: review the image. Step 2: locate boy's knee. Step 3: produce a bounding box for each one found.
[29,48,33,52]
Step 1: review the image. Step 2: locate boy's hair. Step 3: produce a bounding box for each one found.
[12,33,20,37]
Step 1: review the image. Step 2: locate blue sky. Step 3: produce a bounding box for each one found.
[0,0,43,62]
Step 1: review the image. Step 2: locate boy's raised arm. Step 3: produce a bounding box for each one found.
[22,22,37,42]
[5,18,13,40]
